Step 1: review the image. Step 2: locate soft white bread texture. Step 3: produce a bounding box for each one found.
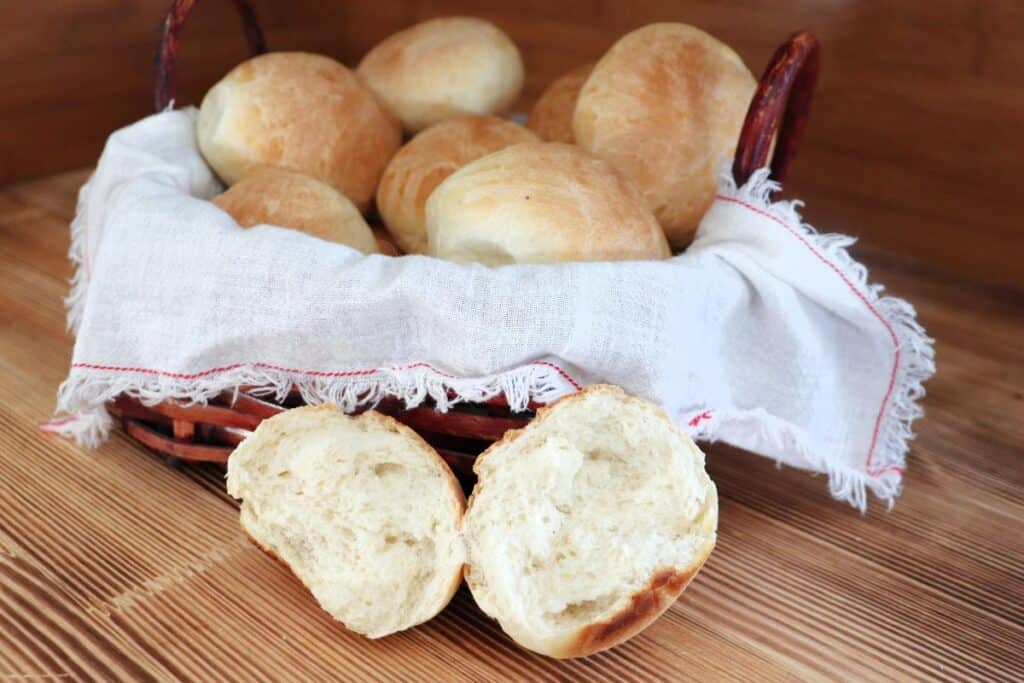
[377,115,537,254]
[213,168,379,253]
[526,63,593,144]
[573,23,756,248]
[462,385,718,658]
[426,142,671,265]
[197,52,401,212]
[356,17,525,133]
[225,405,466,638]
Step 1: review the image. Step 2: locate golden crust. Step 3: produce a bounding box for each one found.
[573,24,756,248]
[526,63,594,144]
[213,168,379,253]
[426,142,671,264]
[376,115,536,254]
[197,52,401,212]
[357,17,525,133]
[551,547,714,658]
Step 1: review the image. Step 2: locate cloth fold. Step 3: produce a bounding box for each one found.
[52,108,935,510]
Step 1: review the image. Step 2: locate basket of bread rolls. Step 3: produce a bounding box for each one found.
[58,0,936,660]
[114,1,818,477]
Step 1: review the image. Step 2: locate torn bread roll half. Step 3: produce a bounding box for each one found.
[226,405,465,638]
[462,385,718,658]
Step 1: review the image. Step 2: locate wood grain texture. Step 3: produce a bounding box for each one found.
[1,1,1023,289]
[0,169,1022,679]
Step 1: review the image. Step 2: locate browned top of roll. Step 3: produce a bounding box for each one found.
[527,63,594,144]
[197,52,401,212]
[573,24,756,248]
[426,141,671,265]
[356,17,525,133]
[213,168,379,253]
[376,115,537,254]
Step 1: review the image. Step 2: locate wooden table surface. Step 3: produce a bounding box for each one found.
[1,168,1021,681]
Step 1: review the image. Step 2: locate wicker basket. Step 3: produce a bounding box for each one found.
[118,0,820,475]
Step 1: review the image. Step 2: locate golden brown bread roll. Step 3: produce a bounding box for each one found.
[213,169,379,253]
[426,142,670,265]
[462,385,717,658]
[573,24,756,248]
[376,115,537,254]
[526,63,594,144]
[197,52,401,212]
[356,17,525,133]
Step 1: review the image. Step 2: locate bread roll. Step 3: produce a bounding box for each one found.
[462,385,718,658]
[356,17,525,133]
[526,63,593,143]
[371,228,401,256]
[226,405,466,639]
[377,115,537,254]
[573,24,756,248]
[426,142,670,265]
[213,169,379,253]
[197,52,401,211]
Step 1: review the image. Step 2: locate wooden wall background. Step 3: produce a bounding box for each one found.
[2,0,1022,290]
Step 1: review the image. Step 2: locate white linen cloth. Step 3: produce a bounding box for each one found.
[52,108,935,509]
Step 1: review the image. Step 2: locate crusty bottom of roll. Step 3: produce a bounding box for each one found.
[462,385,718,658]
[226,405,465,638]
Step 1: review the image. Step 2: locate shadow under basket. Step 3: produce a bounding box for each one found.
[120,0,821,474]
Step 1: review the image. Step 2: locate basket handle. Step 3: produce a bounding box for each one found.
[154,0,267,112]
[732,30,820,189]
